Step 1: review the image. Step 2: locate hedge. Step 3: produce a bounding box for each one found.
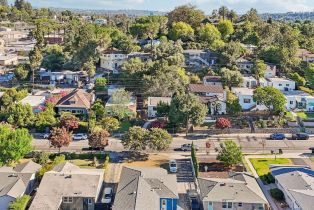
[9,195,31,210]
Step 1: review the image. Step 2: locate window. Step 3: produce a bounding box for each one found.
[279,84,282,86]
[227,202,232,208]
[63,197,73,203]
[238,202,243,207]
[243,99,251,103]
[222,202,232,209]
[88,198,92,205]
[286,84,290,87]
[161,199,167,210]
[290,101,294,105]
[222,202,227,208]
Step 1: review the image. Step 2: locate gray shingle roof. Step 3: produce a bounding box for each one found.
[198,173,268,204]
[113,167,178,210]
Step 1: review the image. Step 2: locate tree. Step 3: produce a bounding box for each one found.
[0,88,28,109]
[14,64,29,81]
[198,23,223,50]
[9,195,30,210]
[156,101,170,117]
[217,140,243,168]
[49,127,72,152]
[191,142,199,177]
[216,118,232,129]
[218,6,229,20]
[82,59,96,80]
[167,4,205,28]
[148,128,172,151]
[219,41,245,66]
[101,117,120,133]
[122,126,149,151]
[7,103,35,127]
[35,103,56,130]
[88,129,109,149]
[169,21,194,42]
[41,45,66,71]
[217,19,234,39]
[252,59,267,84]
[253,87,286,114]
[91,100,106,120]
[220,68,243,89]
[289,72,306,87]
[169,93,207,135]
[60,113,79,131]
[0,124,32,166]
[33,151,49,165]
[305,63,314,89]
[95,77,107,91]
[110,89,132,104]
[226,91,242,115]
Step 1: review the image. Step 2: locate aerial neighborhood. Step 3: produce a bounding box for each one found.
[1,0,314,210]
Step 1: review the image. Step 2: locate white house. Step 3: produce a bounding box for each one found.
[100,48,127,73]
[297,49,314,63]
[264,63,277,78]
[242,76,268,88]
[232,87,267,111]
[267,77,296,91]
[189,84,226,115]
[270,165,314,210]
[0,54,18,66]
[236,57,253,73]
[94,19,107,25]
[147,97,171,118]
[282,90,314,112]
[38,69,88,85]
[183,49,217,67]
[0,161,41,210]
[20,95,46,113]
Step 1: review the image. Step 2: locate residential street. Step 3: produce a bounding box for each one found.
[32,133,314,154]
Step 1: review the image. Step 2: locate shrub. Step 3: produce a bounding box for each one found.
[270,188,285,201]
[9,195,30,210]
[260,173,275,184]
[103,154,110,170]
[216,118,231,129]
[33,151,50,165]
[150,120,166,129]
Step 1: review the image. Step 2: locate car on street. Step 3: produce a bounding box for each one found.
[270,133,286,140]
[291,133,309,140]
[169,160,177,173]
[73,133,88,140]
[102,187,113,205]
[180,144,199,151]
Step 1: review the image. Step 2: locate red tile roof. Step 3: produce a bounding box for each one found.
[189,84,224,93]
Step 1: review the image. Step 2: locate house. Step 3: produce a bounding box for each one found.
[189,84,226,115]
[99,48,128,73]
[198,172,268,210]
[94,19,107,25]
[20,95,46,113]
[105,94,137,115]
[0,161,41,210]
[113,166,178,210]
[147,97,172,118]
[0,30,28,42]
[38,69,88,86]
[0,54,18,66]
[44,34,64,45]
[183,49,217,68]
[297,49,314,63]
[138,38,161,47]
[232,87,267,111]
[203,76,222,86]
[242,77,268,88]
[4,39,35,55]
[267,77,296,91]
[241,44,257,54]
[128,52,151,61]
[282,90,314,112]
[270,165,314,210]
[236,58,276,78]
[29,162,104,210]
[56,89,94,115]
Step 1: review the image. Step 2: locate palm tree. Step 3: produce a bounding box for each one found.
[218,6,229,20]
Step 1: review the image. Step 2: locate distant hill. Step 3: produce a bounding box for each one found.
[260,12,314,21]
[50,8,166,17]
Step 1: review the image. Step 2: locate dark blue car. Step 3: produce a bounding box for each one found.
[270,133,286,140]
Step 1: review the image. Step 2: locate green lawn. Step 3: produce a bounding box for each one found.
[249,158,292,176]
[296,112,314,119]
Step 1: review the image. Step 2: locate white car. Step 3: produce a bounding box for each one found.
[102,187,113,204]
[72,133,88,140]
[43,133,50,139]
[169,160,177,173]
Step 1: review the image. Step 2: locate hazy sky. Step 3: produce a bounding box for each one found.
[8,0,314,14]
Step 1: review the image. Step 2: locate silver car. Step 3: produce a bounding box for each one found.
[73,133,88,140]
[180,144,199,151]
[102,187,113,204]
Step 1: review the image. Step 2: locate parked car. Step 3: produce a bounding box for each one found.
[73,133,88,140]
[270,133,286,140]
[292,133,309,140]
[102,187,113,204]
[169,160,177,173]
[180,144,199,151]
[43,133,50,139]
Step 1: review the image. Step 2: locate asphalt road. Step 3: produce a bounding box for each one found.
[31,133,314,154]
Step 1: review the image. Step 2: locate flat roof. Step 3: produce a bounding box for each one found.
[232,87,254,95]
